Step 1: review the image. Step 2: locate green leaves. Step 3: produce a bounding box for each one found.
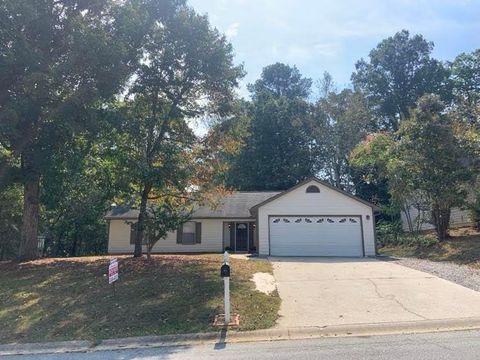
[226,63,317,191]
[248,63,312,100]
[352,95,475,240]
[352,30,451,131]
[113,3,244,256]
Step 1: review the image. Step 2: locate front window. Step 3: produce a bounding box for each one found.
[182,221,196,244]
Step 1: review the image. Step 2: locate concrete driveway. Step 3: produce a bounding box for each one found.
[271,257,480,328]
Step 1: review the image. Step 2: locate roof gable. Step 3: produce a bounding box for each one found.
[249,177,379,213]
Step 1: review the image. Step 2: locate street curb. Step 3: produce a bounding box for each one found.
[3,317,480,356]
[0,340,93,356]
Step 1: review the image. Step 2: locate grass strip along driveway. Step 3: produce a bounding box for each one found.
[0,255,280,344]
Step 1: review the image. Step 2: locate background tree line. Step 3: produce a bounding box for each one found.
[0,0,478,260]
[222,30,479,243]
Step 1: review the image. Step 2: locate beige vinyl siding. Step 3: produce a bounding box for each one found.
[108,219,224,254]
[401,206,474,232]
[257,180,376,256]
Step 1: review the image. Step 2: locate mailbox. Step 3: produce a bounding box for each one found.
[220,263,230,278]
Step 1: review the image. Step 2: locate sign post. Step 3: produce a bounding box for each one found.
[108,258,119,296]
[213,251,239,327]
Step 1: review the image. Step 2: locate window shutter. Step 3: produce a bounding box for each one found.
[195,222,202,244]
[130,223,137,245]
[176,225,183,244]
[229,223,235,249]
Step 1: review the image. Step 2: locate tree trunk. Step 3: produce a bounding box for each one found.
[333,162,342,190]
[147,244,152,260]
[401,202,414,233]
[18,175,40,261]
[432,206,450,242]
[134,183,152,258]
[71,233,78,257]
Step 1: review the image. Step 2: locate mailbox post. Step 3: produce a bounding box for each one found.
[220,251,231,324]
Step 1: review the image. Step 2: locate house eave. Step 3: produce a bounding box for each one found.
[249,176,380,214]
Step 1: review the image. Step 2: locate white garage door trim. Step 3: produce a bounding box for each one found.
[268,215,365,257]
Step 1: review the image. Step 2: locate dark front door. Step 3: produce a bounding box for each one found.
[235,223,248,252]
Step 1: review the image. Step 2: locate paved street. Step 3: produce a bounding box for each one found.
[6,330,480,360]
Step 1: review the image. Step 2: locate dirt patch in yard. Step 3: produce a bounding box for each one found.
[252,272,276,295]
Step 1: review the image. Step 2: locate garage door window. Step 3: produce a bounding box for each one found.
[271,217,360,225]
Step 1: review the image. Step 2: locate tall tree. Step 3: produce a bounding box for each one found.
[451,49,480,112]
[227,63,318,191]
[352,30,451,131]
[118,6,244,257]
[450,49,480,173]
[40,132,118,257]
[393,95,473,240]
[0,0,150,260]
[314,73,375,191]
[352,95,474,240]
[248,63,312,99]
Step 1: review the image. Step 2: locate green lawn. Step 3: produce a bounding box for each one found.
[380,227,480,268]
[0,254,280,344]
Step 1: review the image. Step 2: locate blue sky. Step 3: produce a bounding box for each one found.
[189,0,480,98]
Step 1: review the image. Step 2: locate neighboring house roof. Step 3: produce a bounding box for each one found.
[249,177,380,213]
[104,191,280,220]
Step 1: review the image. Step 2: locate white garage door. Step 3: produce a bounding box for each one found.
[269,216,363,257]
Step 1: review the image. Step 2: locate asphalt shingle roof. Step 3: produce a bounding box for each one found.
[104,191,280,220]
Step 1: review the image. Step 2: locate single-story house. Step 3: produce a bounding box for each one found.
[105,177,379,257]
[401,206,474,232]
[400,188,476,232]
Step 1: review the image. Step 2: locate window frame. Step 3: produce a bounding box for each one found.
[177,221,202,245]
[306,185,320,193]
[181,221,197,245]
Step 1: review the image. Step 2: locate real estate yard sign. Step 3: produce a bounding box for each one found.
[109,258,119,284]
[108,258,119,297]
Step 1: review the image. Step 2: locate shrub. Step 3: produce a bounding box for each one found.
[376,221,403,246]
[376,220,438,248]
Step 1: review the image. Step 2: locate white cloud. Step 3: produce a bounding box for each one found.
[225,22,240,38]
[313,43,341,57]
